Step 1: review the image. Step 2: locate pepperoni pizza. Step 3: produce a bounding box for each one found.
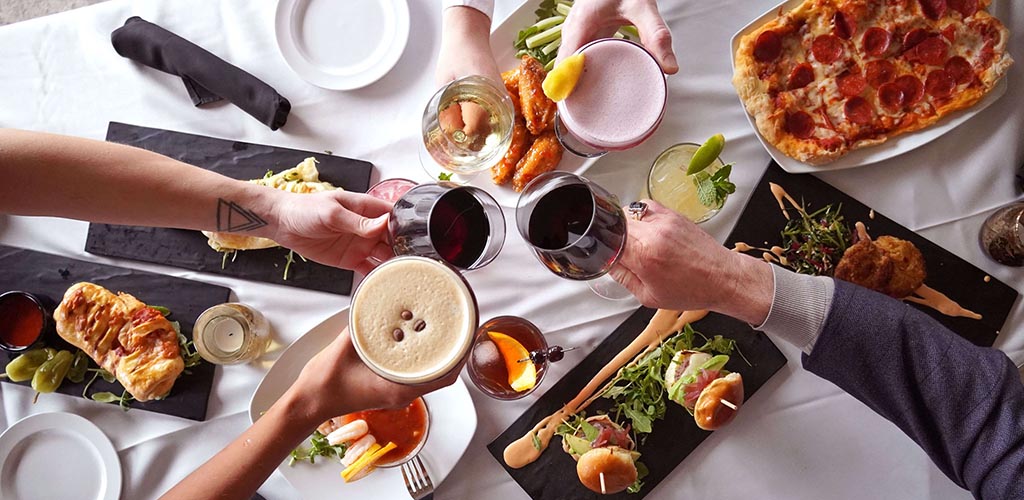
[733,0,1012,165]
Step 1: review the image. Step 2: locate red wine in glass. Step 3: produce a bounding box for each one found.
[517,172,626,281]
[389,182,505,270]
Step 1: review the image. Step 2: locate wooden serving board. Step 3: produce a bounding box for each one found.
[726,162,1017,347]
[488,309,787,499]
[0,245,230,421]
[85,122,374,295]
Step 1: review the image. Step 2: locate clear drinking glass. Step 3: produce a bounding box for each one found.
[389,182,506,270]
[515,172,631,300]
[420,75,514,178]
[647,143,727,224]
[468,316,549,400]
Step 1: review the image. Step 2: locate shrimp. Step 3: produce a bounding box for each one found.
[340,434,377,467]
[326,419,369,446]
[317,417,346,436]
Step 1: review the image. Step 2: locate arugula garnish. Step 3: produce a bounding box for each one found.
[780,202,851,276]
[694,163,736,209]
[290,430,348,466]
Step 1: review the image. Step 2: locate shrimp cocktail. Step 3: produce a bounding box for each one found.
[349,256,478,385]
[555,38,667,157]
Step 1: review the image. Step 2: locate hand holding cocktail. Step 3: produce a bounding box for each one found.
[557,0,678,74]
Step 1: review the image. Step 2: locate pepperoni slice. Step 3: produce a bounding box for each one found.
[949,0,978,17]
[941,25,957,43]
[919,0,948,20]
[833,11,856,40]
[812,34,844,64]
[878,83,906,112]
[894,74,925,105]
[862,28,892,57]
[837,71,867,97]
[786,112,816,139]
[902,28,930,52]
[925,69,956,98]
[844,97,874,125]
[907,36,948,66]
[754,30,783,62]
[865,59,897,88]
[944,56,974,85]
[788,63,816,90]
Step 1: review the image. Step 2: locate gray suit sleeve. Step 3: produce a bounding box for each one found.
[803,280,1024,500]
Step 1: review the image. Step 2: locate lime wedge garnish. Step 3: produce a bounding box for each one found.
[686,134,725,175]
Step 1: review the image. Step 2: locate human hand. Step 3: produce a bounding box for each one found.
[609,200,773,324]
[269,189,394,275]
[558,0,678,74]
[288,327,462,422]
[436,6,502,86]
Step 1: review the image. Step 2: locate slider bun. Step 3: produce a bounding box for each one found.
[576,446,637,495]
[694,372,744,430]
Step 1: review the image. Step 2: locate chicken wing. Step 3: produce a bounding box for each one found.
[502,67,521,117]
[518,56,557,134]
[513,130,563,192]
[492,116,530,186]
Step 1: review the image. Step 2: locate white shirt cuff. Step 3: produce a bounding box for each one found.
[754,265,835,354]
[443,0,494,19]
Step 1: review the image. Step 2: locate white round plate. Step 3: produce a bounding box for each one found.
[0,412,121,500]
[275,0,410,90]
[730,0,1009,173]
[248,307,477,497]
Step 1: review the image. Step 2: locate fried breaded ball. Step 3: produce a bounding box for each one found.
[834,236,926,298]
[874,236,927,297]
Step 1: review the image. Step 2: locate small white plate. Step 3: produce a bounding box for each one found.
[0,412,121,500]
[248,307,477,497]
[730,0,1008,173]
[275,0,410,90]
[450,0,598,207]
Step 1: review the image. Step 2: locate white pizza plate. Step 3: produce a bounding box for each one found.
[248,307,477,498]
[0,412,121,500]
[730,0,1008,174]
[275,0,410,90]
[439,0,598,207]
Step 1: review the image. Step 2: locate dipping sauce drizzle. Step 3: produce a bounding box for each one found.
[503,309,708,469]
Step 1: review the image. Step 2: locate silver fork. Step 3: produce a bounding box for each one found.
[400,455,434,499]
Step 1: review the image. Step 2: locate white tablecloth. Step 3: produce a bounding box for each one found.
[0,1,1021,499]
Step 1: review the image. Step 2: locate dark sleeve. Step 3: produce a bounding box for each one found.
[803,280,1024,500]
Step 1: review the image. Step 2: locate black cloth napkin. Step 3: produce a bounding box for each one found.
[111,16,290,130]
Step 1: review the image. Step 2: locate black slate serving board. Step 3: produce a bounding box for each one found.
[0,245,230,421]
[726,162,1018,347]
[488,309,786,499]
[86,122,375,295]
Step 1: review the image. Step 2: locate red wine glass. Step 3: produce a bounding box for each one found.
[515,172,631,299]
[389,182,505,270]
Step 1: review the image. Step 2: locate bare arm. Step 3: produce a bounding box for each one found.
[0,129,394,273]
[159,329,459,500]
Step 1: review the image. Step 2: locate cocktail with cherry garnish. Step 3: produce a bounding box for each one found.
[468,316,575,400]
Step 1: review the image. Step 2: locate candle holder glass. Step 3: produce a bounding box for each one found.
[193,303,270,365]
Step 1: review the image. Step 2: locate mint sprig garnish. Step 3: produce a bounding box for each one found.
[694,163,735,208]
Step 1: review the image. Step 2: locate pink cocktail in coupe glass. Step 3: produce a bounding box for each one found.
[555,38,668,157]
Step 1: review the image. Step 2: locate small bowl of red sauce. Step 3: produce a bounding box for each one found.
[341,397,430,467]
[0,291,50,353]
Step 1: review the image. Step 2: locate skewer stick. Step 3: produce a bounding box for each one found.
[720,399,737,410]
[599,472,606,494]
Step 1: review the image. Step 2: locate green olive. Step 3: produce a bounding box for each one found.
[5,349,50,382]
[31,350,73,393]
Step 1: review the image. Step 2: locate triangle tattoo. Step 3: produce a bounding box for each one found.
[216,199,268,232]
